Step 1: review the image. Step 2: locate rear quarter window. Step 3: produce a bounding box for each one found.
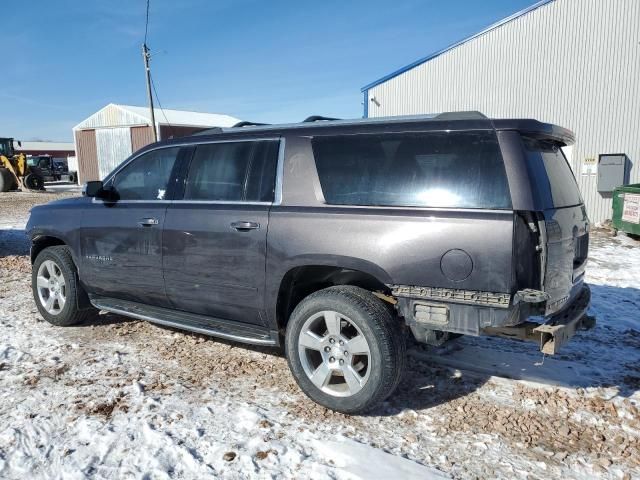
[522,136,582,208]
[311,131,512,209]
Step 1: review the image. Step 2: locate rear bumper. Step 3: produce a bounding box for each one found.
[533,284,594,354]
[483,284,594,354]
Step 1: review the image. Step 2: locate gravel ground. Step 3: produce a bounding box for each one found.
[0,191,639,479]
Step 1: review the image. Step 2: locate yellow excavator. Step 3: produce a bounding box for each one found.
[0,137,45,192]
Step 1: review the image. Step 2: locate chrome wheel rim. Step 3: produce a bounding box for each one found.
[298,310,371,397]
[36,260,66,315]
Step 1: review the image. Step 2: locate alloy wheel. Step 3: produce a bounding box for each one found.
[36,260,67,315]
[298,310,372,397]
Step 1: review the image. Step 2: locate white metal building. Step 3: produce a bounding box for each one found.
[73,104,240,183]
[362,0,640,223]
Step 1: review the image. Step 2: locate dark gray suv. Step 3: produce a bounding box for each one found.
[26,112,593,413]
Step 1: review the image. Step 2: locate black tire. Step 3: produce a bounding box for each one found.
[285,286,405,414]
[68,172,77,184]
[32,246,94,326]
[24,173,45,190]
[0,167,16,192]
[424,329,454,346]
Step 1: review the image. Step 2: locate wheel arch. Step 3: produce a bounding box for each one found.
[31,235,67,264]
[274,259,393,333]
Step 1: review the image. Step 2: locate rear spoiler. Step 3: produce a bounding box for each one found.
[492,119,575,146]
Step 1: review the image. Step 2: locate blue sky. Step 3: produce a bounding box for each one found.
[2,0,534,141]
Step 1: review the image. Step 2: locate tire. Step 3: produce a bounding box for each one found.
[32,246,93,326]
[68,172,77,184]
[423,329,458,346]
[285,286,405,413]
[0,167,15,192]
[24,173,45,190]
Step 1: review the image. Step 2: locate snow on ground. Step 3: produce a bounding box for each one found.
[1,191,639,479]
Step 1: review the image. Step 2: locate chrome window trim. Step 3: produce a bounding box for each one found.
[91,198,172,205]
[97,137,282,205]
[274,137,286,206]
[103,137,281,185]
[170,200,272,206]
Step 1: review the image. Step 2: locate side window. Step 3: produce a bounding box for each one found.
[184,140,279,202]
[113,147,179,201]
[312,131,511,209]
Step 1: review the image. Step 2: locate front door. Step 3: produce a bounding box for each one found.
[80,146,181,307]
[163,138,280,326]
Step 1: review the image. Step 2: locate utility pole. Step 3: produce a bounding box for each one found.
[142,43,158,142]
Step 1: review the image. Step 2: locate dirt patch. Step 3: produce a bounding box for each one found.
[0,255,30,273]
[433,383,640,467]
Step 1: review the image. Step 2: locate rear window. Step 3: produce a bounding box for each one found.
[522,137,582,208]
[312,131,511,209]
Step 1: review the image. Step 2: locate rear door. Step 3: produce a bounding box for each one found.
[80,146,182,307]
[162,138,280,326]
[521,136,589,314]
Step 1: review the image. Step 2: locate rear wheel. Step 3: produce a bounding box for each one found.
[285,286,405,413]
[32,246,93,326]
[0,167,15,192]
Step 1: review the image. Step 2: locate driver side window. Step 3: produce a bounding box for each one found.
[113,147,179,201]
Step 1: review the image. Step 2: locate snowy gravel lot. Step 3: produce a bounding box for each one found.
[1,191,639,479]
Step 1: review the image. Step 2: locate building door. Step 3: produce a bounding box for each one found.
[96,127,132,180]
[75,129,98,183]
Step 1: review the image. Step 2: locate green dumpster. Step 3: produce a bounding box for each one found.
[612,184,640,236]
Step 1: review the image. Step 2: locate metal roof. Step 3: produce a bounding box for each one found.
[74,103,240,130]
[361,0,555,92]
[119,104,240,128]
[15,141,75,151]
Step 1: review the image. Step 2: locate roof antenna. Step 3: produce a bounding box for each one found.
[142,0,158,142]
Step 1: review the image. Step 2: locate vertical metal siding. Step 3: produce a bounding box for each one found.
[130,126,155,153]
[95,128,132,180]
[75,129,99,183]
[367,0,640,223]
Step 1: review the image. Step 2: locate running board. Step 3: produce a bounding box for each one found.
[89,295,277,346]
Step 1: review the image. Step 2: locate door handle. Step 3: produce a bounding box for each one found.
[231,221,260,231]
[138,217,159,227]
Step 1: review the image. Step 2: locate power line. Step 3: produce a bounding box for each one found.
[150,72,174,138]
[142,0,172,141]
[144,0,150,45]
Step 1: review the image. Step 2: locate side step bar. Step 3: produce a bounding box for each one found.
[89,295,277,346]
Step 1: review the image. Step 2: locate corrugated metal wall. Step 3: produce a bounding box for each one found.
[130,126,155,153]
[95,128,132,179]
[366,0,640,223]
[75,129,98,183]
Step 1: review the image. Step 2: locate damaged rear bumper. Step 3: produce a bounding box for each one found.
[484,284,594,355]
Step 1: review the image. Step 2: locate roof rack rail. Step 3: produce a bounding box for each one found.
[434,111,487,120]
[193,127,223,136]
[232,121,269,128]
[303,115,341,123]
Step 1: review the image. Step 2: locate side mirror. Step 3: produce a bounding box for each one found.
[84,180,119,201]
[83,181,105,198]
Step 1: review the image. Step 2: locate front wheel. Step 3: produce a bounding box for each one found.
[285,286,405,413]
[32,246,93,326]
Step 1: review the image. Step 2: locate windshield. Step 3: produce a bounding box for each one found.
[522,136,582,208]
[0,139,12,156]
